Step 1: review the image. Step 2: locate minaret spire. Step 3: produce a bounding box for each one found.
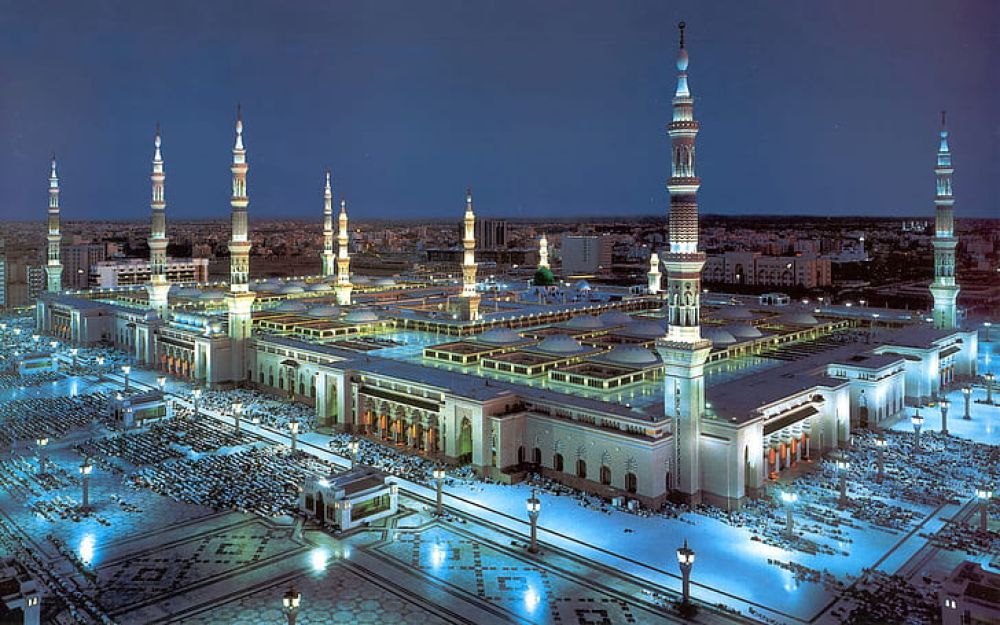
[320,170,336,278]
[226,106,255,382]
[458,187,480,320]
[147,123,170,317]
[45,154,63,293]
[655,21,713,507]
[335,196,353,305]
[647,249,661,295]
[538,232,549,269]
[929,110,960,329]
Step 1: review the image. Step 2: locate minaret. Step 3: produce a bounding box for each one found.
[320,171,336,278]
[655,22,712,505]
[226,106,255,381]
[147,124,170,317]
[45,156,63,293]
[459,188,480,320]
[647,250,661,294]
[929,111,959,329]
[335,197,353,305]
[538,233,550,269]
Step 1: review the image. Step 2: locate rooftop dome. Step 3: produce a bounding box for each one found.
[374,278,396,287]
[716,306,754,321]
[598,311,633,326]
[602,345,660,367]
[143,309,160,322]
[476,328,524,345]
[198,291,225,301]
[307,282,332,292]
[172,287,202,297]
[351,276,371,285]
[703,327,737,346]
[535,335,585,354]
[621,319,666,338]
[574,280,591,291]
[533,266,557,287]
[344,309,379,323]
[778,312,819,326]
[287,280,307,288]
[306,305,341,318]
[253,282,280,293]
[726,323,763,339]
[278,285,305,294]
[562,315,604,330]
[274,300,308,313]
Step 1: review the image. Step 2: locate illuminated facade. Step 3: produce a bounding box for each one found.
[147,124,170,317]
[321,170,335,278]
[226,107,255,382]
[929,111,960,329]
[45,156,63,293]
[335,197,353,306]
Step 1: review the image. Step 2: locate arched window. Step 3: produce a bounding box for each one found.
[576,459,587,478]
[532,447,541,466]
[600,465,611,486]
[624,472,637,493]
[553,453,564,472]
[517,446,525,465]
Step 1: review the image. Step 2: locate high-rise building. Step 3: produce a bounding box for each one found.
[62,244,107,289]
[561,235,612,276]
[930,111,960,329]
[90,258,209,288]
[474,218,507,250]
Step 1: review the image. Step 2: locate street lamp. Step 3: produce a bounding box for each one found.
[526,489,541,554]
[911,411,924,451]
[676,539,695,608]
[191,388,202,416]
[289,420,299,452]
[873,434,887,481]
[348,439,360,470]
[282,586,301,625]
[231,402,242,434]
[976,485,993,532]
[836,456,850,507]
[986,372,995,405]
[96,355,104,372]
[939,399,950,436]
[963,386,972,420]
[35,437,49,474]
[121,364,131,391]
[79,457,93,511]
[781,491,798,538]
[433,467,446,517]
[70,347,78,369]
[156,375,166,392]
[985,321,993,342]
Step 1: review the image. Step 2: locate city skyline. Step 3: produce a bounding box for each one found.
[1,0,997,221]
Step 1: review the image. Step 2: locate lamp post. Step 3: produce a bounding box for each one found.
[282,586,301,625]
[911,411,924,451]
[963,386,972,420]
[348,439,360,470]
[289,420,299,453]
[873,434,887,481]
[70,348,78,369]
[526,489,541,554]
[96,355,104,374]
[79,457,93,511]
[157,375,166,393]
[433,467,446,517]
[986,372,995,405]
[192,388,202,417]
[976,485,993,532]
[939,399,950,436]
[985,321,993,343]
[121,364,131,391]
[231,402,242,434]
[35,437,49,474]
[676,539,695,609]
[781,491,798,539]
[836,457,850,507]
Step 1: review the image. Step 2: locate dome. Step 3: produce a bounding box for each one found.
[274,300,308,313]
[172,287,202,297]
[533,266,557,287]
[562,315,604,330]
[703,327,736,346]
[287,280,307,288]
[574,280,591,291]
[716,306,754,321]
[535,335,585,354]
[307,282,332,292]
[254,282,280,293]
[306,305,341,318]
[198,291,225,301]
[352,276,371,285]
[375,278,396,287]
[477,328,524,345]
[602,345,660,367]
[344,309,379,323]
[143,309,160,322]
[621,319,666,338]
[726,323,763,339]
[598,311,632,326]
[778,313,819,326]
[278,285,305,294]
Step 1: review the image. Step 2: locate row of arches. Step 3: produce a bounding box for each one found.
[516,446,639,494]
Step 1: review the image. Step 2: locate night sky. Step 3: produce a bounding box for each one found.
[0,0,996,221]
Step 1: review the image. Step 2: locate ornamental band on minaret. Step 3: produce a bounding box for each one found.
[226,106,255,381]
[147,124,170,317]
[929,110,960,330]
[655,21,713,505]
[335,196,353,305]
[321,171,336,278]
[46,156,63,293]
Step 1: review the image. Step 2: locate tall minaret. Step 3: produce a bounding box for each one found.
[655,22,712,505]
[647,250,661,295]
[147,124,170,317]
[538,233,550,269]
[320,171,336,278]
[226,107,255,381]
[335,197,353,305]
[45,156,63,293]
[459,188,480,320]
[929,111,960,329]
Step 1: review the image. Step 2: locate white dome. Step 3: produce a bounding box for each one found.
[375,278,396,287]
[562,315,604,330]
[198,291,225,301]
[574,280,592,291]
[727,323,763,339]
[703,327,737,345]
[352,276,371,285]
[278,285,305,294]
[173,287,202,297]
[307,282,332,292]
[598,311,633,326]
[143,309,160,321]
[716,306,754,321]
[621,320,666,338]
[536,335,585,354]
[778,313,819,326]
[344,309,379,323]
[254,282,280,293]
[306,305,341,318]
[287,280,307,287]
[274,300,308,313]
[603,345,660,367]
[477,328,524,345]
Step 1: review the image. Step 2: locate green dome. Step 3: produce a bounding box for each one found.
[533,266,557,287]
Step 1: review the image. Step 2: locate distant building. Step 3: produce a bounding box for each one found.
[940,561,1000,625]
[474,218,508,250]
[703,252,831,288]
[0,238,6,309]
[90,258,209,288]
[562,235,613,276]
[62,243,107,289]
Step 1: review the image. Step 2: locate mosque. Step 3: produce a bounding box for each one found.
[35,23,977,510]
